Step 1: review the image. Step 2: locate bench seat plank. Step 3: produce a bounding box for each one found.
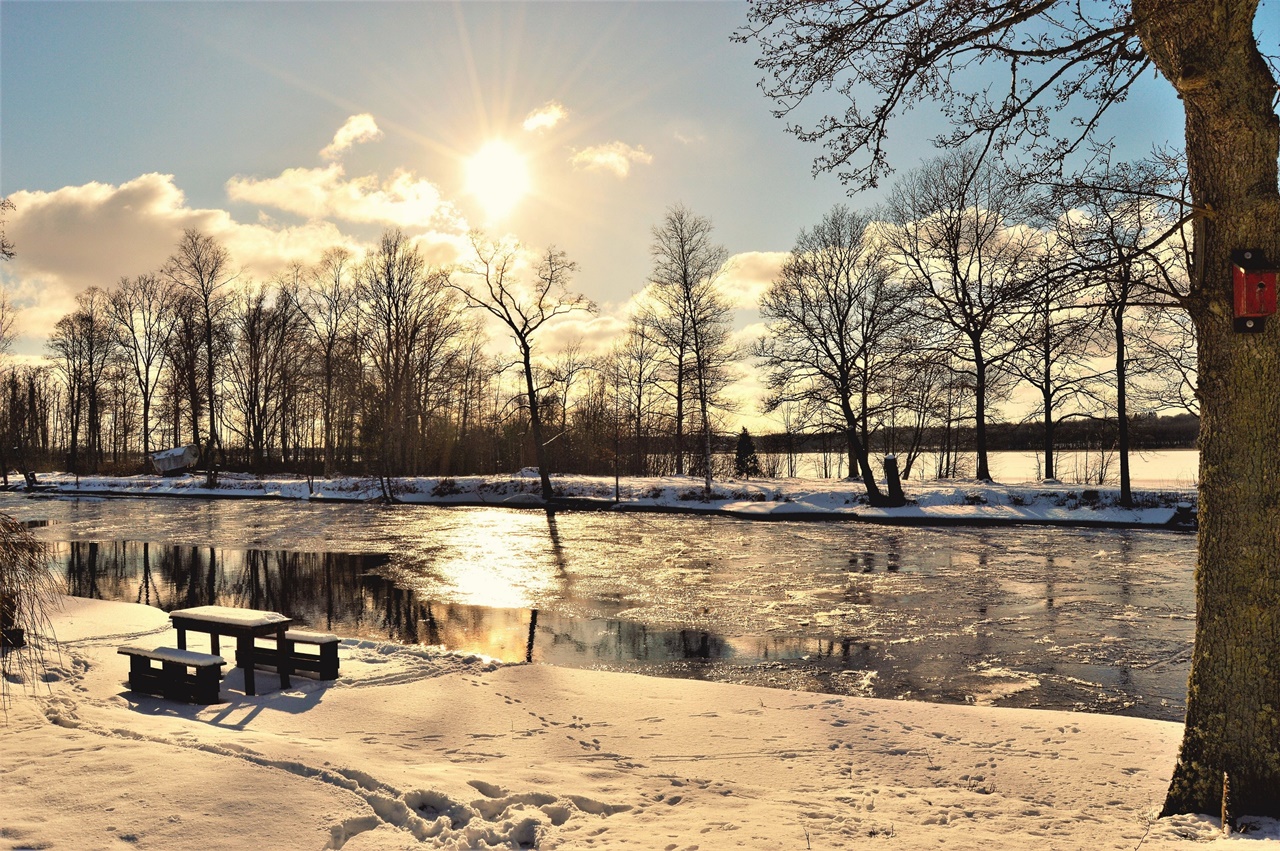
[119,645,224,667]
[258,629,339,645]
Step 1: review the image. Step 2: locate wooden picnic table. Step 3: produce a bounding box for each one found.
[169,605,292,696]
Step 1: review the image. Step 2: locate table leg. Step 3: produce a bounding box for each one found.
[210,633,220,656]
[276,625,291,689]
[238,635,256,695]
[176,627,187,650]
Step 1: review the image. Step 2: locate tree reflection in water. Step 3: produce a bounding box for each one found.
[50,541,732,666]
[39,517,1196,720]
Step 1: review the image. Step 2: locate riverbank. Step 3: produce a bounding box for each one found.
[3,595,1268,850]
[10,470,1197,528]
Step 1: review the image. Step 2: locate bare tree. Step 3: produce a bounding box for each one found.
[359,229,462,492]
[645,205,736,495]
[615,317,667,476]
[455,235,594,503]
[880,150,1038,481]
[645,204,731,479]
[0,287,17,483]
[1131,305,1197,416]
[163,230,234,483]
[880,345,953,480]
[1127,155,1198,418]
[0,197,14,262]
[49,318,86,475]
[165,292,207,458]
[739,0,1280,820]
[545,338,591,470]
[301,247,358,476]
[0,288,16,355]
[49,289,117,474]
[756,205,908,504]
[226,280,304,471]
[450,332,494,475]
[107,273,175,467]
[1054,170,1185,505]
[1006,240,1106,482]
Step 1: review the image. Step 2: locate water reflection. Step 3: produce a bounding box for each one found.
[20,495,1198,722]
[50,541,743,668]
[58,541,392,636]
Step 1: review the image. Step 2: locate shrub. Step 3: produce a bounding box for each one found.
[1,515,58,708]
[431,477,462,496]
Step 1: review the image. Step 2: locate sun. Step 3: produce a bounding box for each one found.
[465,140,531,221]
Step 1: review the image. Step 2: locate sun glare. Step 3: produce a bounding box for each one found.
[465,140,530,221]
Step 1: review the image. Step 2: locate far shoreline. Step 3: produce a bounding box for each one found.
[5,470,1199,531]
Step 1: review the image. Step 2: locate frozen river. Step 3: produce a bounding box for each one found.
[5,493,1197,721]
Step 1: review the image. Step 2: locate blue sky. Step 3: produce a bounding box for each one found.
[1,0,1198,383]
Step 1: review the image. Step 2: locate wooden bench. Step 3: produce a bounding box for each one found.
[118,645,224,704]
[252,629,340,680]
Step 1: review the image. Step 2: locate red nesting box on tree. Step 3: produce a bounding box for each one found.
[1232,249,1277,332]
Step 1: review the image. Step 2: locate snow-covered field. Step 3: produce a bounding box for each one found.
[3,596,1275,850]
[17,468,1197,528]
[4,469,1243,849]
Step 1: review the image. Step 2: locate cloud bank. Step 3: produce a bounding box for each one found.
[717,251,787,310]
[227,164,463,231]
[0,171,450,357]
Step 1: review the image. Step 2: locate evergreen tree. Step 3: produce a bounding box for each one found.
[734,427,761,478]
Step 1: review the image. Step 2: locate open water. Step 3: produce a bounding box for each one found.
[3,493,1196,721]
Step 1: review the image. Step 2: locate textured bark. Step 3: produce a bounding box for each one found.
[1133,0,1280,821]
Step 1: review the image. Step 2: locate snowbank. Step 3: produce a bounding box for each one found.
[2,596,1272,850]
[14,471,1197,528]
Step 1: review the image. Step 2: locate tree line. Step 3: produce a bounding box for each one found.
[4,151,1195,504]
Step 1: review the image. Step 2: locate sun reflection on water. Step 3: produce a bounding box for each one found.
[407,508,567,610]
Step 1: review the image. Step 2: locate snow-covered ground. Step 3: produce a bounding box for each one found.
[2,595,1274,850]
[16,469,1197,528]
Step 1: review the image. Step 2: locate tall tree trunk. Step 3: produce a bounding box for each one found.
[1041,388,1055,481]
[323,363,334,477]
[699,384,713,496]
[203,313,221,485]
[1114,304,1132,506]
[674,354,686,476]
[1042,324,1055,480]
[523,346,554,503]
[141,395,151,471]
[860,384,870,450]
[1135,0,1280,821]
[972,343,991,481]
[841,396,887,503]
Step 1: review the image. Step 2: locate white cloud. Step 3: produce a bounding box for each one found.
[2,174,217,346]
[569,142,653,179]
[218,218,363,279]
[523,102,568,133]
[320,113,383,160]
[717,251,788,310]
[227,164,465,231]
[539,312,625,357]
[1,173,372,357]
